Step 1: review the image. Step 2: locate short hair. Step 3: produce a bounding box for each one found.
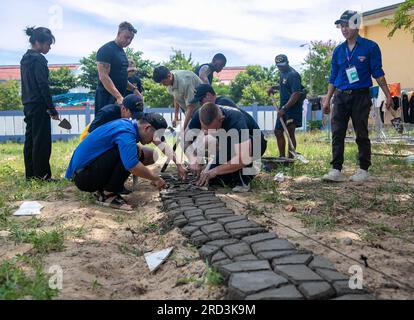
[213,53,227,64]
[200,103,220,126]
[25,26,55,45]
[118,21,137,34]
[153,66,170,83]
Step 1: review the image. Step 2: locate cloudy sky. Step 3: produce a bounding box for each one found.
[0,0,399,68]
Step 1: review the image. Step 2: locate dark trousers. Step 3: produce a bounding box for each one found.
[23,104,52,180]
[210,136,267,187]
[95,88,116,115]
[73,148,131,193]
[331,92,372,171]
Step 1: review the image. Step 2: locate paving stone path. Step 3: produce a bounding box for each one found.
[160,175,375,300]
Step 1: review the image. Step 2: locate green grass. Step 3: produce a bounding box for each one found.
[0,256,59,300]
[0,133,413,298]
[203,265,224,287]
[254,132,414,233]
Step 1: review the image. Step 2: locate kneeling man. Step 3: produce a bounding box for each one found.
[66,113,186,211]
[185,103,267,192]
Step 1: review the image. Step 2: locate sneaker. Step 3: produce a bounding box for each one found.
[322,169,347,182]
[350,169,369,182]
[232,184,251,193]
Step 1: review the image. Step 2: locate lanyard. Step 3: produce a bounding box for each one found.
[345,43,358,67]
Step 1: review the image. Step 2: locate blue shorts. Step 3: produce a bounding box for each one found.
[275,106,303,130]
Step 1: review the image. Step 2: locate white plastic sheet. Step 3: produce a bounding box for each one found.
[144,247,174,273]
[13,201,44,216]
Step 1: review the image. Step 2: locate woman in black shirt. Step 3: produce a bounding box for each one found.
[20,26,59,181]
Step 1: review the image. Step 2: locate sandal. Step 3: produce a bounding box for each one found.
[95,192,133,212]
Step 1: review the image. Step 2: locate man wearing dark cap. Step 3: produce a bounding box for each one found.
[195,54,227,85]
[66,113,186,211]
[322,10,394,183]
[268,54,305,159]
[79,94,144,142]
[153,66,203,130]
[190,84,238,108]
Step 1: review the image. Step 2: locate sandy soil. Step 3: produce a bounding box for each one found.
[1,164,412,300]
[0,166,226,300]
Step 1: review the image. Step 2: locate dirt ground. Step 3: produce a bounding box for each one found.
[0,165,226,300]
[1,163,413,300]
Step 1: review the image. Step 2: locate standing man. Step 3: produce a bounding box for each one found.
[190,84,238,108]
[268,54,305,159]
[153,66,203,130]
[322,11,394,183]
[195,54,227,85]
[20,26,59,181]
[95,22,141,115]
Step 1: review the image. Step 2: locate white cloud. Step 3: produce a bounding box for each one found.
[0,0,399,66]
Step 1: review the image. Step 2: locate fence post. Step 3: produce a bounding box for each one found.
[252,103,258,123]
[85,100,91,126]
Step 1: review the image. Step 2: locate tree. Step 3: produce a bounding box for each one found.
[49,67,78,95]
[241,80,276,106]
[165,49,197,71]
[212,78,231,98]
[79,51,98,92]
[79,49,156,93]
[229,65,279,104]
[301,40,336,96]
[0,80,22,110]
[383,0,414,41]
[125,48,156,79]
[141,78,172,108]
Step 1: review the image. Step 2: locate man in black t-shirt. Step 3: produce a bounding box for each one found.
[190,84,238,109]
[90,94,144,134]
[95,22,141,115]
[195,54,227,85]
[126,59,143,96]
[186,103,267,192]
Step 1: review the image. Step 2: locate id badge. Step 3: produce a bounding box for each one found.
[346,66,359,84]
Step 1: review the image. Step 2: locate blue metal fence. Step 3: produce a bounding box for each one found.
[0,103,322,142]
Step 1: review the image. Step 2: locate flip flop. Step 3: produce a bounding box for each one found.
[94,192,133,211]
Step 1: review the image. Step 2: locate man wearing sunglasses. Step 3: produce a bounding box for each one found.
[322,10,394,183]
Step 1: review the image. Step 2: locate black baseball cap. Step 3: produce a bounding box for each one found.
[275,54,289,67]
[335,10,361,27]
[190,84,216,104]
[123,94,144,119]
[141,113,168,131]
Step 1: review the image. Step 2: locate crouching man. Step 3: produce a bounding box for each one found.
[185,103,267,193]
[66,113,186,211]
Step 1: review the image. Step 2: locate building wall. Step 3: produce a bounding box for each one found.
[362,23,414,90]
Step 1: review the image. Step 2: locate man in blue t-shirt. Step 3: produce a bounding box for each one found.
[95,22,142,115]
[66,114,187,211]
[190,84,238,109]
[322,11,394,183]
[268,54,305,159]
[185,103,267,193]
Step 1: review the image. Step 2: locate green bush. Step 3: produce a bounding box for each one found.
[0,80,22,110]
